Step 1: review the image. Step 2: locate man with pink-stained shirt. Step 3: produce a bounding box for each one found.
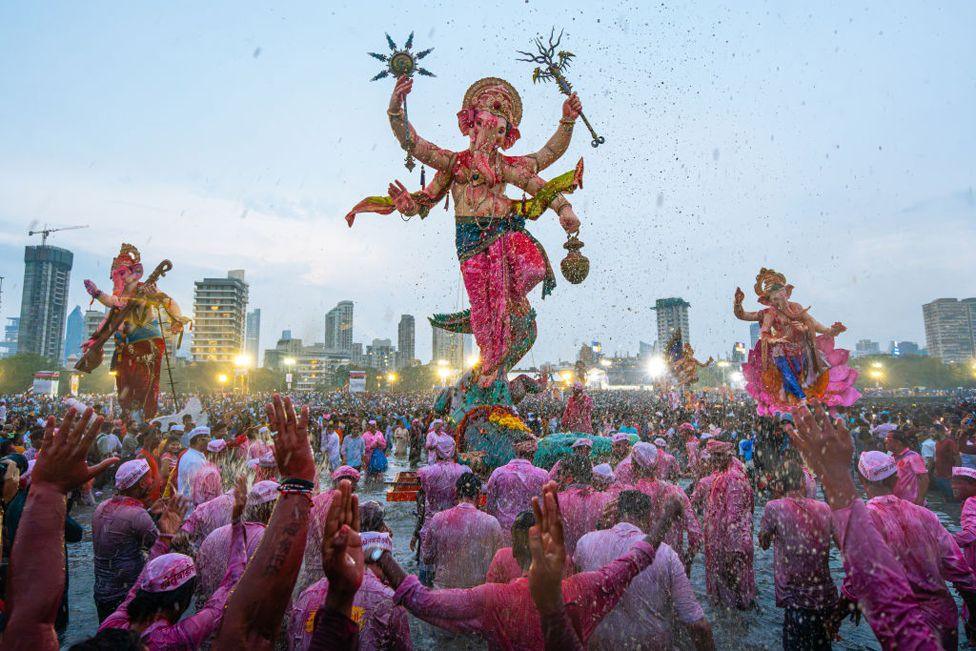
[485,439,548,544]
[758,454,837,649]
[885,429,929,505]
[557,454,612,559]
[423,473,504,589]
[849,450,976,648]
[574,489,714,650]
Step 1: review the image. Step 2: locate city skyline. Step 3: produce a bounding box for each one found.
[1,2,973,364]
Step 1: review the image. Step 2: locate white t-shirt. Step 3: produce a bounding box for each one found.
[574,523,705,650]
[920,437,937,460]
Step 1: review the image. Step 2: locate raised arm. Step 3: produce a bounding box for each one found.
[84,280,124,309]
[527,94,581,173]
[214,395,316,649]
[801,309,846,337]
[388,76,453,171]
[733,288,761,322]
[504,162,580,233]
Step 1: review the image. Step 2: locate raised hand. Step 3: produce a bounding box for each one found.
[231,475,249,522]
[830,322,847,336]
[32,408,114,494]
[562,93,582,120]
[322,479,363,615]
[791,403,856,509]
[390,75,413,111]
[528,481,566,615]
[388,180,419,215]
[84,279,100,298]
[265,394,315,482]
[734,287,745,305]
[157,496,190,535]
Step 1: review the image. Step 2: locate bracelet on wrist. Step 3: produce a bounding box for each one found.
[559,117,576,126]
[280,477,314,490]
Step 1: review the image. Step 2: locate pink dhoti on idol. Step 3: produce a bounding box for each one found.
[735,268,859,416]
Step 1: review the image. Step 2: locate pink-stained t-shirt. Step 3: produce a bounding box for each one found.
[288,571,412,651]
[189,463,223,506]
[394,538,659,650]
[195,521,265,597]
[892,448,928,504]
[363,430,387,466]
[702,465,756,608]
[424,431,454,464]
[689,473,715,518]
[802,467,818,499]
[613,455,634,486]
[843,494,976,642]
[422,502,504,589]
[831,498,941,649]
[685,439,701,477]
[417,460,472,533]
[954,495,976,573]
[485,458,548,539]
[100,521,247,649]
[630,477,702,568]
[179,491,234,547]
[486,547,575,584]
[574,523,705,651]
[655,450,678,481]
[758,496,837,609]
[558,485,613,558]
[295,488,336,596]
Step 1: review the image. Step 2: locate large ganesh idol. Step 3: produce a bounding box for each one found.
[347,75,586,467]
[734,268,860,416]
[81,244,190,421]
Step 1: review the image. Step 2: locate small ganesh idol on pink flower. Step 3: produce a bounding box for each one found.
[346,75,586,388]
[734,268,860,416]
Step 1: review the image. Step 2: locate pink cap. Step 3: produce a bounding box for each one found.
[435,437,456,459]
[592,462,614,485]
[207,439,227,453]
[248,480,280,505]
[611,433,631,444]
[858,451,897,482]
[632,442,659,469]
[140,553,196,593]
[571,437,593,449]
[258,451,277,468]
[361,531,393,556]
[705,439,734,455]
[679,422,696,433]
[115,459,150,490]
[653,437,667,447]
[331,465,361,482]
[952,467,976,481]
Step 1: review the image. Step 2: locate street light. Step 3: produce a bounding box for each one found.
[437,366,452,384]
[283,357,297,367]
[386,371,398,384]
[465,353,480,369]
[716,360,730,368]
[599,358,612,368]
[729,370,744,384]
[646,355,667,380]
[216,373,229,385]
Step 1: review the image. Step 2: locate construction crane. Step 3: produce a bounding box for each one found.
[28,224,89,246]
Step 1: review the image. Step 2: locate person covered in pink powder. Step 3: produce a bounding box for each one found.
[423,473,504,589]
[845,450,976,647]
[548,436,593,482]
[952,466,976,575]
[556,454,613,558]
[574,489,714,650]
[485,438,548,544]
[884,428,930,505]
[99,475,249,647]
[195,479,277,600]
[560,382,594,434]
[179,482,235,548]
[681,423,703,479]
[653,437,679,481]
[295,464,360,596]
[486,509,575,584]
[424,419,453,465]
[370,481,685,650]
[288,501,412,651]
[628,442,702,574]
[362,419,388,476]
[413,437,471,585]
[700,438,756,610]
[758,451,837,649]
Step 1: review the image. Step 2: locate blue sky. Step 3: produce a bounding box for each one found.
[1,1,973,363]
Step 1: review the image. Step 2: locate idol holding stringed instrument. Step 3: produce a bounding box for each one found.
[77,243,190,421]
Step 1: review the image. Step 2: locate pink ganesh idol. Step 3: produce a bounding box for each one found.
[734,268,859,415]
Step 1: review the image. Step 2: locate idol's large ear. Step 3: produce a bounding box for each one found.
[502,125,521,150]
[457,109,475,136]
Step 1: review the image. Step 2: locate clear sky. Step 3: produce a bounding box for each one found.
[1,1,973,364]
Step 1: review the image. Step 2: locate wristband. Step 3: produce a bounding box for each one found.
[280,477,314,490]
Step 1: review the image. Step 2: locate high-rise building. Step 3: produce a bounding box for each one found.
[397,314,416,368]
[191,270,249,362]
[83,309,116,363]
[922,298,976,363]
[366,338,396,370]
[854,339,881,358]
[62,306,84,363]
[17,245,73,362]
[749,322,761,348]
[0,317,20,359]
[263,335,349,390]
[325,301,354,354]
[652,297,690,348]
[432,326,466,368]
[245,309,261,365]
[889,340,921,357]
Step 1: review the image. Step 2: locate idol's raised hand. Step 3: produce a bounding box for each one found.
[562,93,582,120]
